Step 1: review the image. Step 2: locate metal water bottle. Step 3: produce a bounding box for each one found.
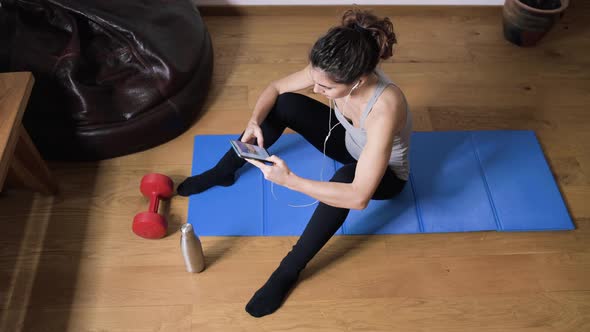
[180,223,205,273]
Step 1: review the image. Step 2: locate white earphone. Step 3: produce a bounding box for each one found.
[270,79,362,208]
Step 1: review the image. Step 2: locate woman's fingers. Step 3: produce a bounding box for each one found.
[246,158,274,179]
[245,158,266,170]
[240,132,253,143]
[267,155,280,162]
[241,124,264,147]
[267,155,284,166]
[255,130,265,148]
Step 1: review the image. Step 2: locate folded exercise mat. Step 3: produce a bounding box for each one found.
[187,131,574,236]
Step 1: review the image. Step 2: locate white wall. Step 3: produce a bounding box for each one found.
[197,0,504,5]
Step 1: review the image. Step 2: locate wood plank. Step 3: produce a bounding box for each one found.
[191,292,590,332]
[2,234,589,307]
[8,125,59,194]
[0,6,589,331]
[0,73,34,191]
[0,305,192,332]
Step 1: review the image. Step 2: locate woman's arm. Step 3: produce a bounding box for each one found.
[248,64,314,126]
[243,64,314,147]
[251,86,407,210]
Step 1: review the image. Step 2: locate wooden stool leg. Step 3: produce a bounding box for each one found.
[8,124,58,195]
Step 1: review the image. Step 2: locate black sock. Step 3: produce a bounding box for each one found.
[245,265,300,318]
[176,148,245,196]
[176,169,235,196]
[244,198,353,317]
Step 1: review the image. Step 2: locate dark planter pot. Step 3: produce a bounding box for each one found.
[503,0,569,47]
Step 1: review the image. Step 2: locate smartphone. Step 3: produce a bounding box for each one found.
[229,140,274,165]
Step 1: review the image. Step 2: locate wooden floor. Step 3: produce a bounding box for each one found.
[1,5,590,331]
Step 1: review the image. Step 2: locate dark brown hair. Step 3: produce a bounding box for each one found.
[309,9,397,84]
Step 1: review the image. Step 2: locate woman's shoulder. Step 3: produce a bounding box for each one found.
[365,83,407,132]
[375,83,406,114]
[375,69,405,101]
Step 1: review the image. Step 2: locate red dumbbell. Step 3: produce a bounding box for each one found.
[133,173,174,239]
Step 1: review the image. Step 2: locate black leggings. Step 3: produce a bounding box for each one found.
[237,93,407,271]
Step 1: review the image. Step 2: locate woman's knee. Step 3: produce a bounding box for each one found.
[330,164,356,184]
[274,92,302,112]
[276,92,305,106]
[267,92,306,124]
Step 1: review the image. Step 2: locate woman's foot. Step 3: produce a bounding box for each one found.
[245,265,300,317]
[176,169,235,196]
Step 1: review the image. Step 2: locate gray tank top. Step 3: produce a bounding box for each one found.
[334,69,412,180]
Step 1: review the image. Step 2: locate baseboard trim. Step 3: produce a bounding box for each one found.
[198,4,503,16]
[197,0,503,5]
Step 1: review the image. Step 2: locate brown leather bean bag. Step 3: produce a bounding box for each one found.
[0,0,213,160]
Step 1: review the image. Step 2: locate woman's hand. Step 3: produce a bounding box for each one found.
[245,155,293,187]
[241,120,265,148]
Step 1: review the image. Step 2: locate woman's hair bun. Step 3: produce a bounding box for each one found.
[341,9,397,60]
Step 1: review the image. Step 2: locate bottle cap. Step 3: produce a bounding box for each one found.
[180,223,193,234]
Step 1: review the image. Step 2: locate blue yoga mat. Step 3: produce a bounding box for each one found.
[187,131,574,236]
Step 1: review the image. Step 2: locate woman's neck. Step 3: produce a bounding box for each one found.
[350,71,379,100]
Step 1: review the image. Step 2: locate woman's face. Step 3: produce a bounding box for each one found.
[309,67,354,99]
